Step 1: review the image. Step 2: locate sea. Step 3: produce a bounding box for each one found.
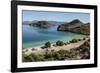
[22,23,84,49]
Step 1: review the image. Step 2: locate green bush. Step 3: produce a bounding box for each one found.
[22,54,33,62]
[83,37,86,40]
[52,52,61,60]
[45,41,51,48]
[29,53,44,61]
[70,39,78,43]
[78,39,81,41]
[56,40,64,46]
[58,50,70,58]
[69,49,79,57]
[23,53,44,62]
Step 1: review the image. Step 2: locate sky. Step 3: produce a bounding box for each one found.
[22,10,90,23]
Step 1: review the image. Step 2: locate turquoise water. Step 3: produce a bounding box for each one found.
[22,25,84,48]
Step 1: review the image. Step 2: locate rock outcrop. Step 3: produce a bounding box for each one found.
[57,19,90,35]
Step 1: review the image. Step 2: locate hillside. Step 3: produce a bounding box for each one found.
[29,21,56,28]
[57,19,90,35]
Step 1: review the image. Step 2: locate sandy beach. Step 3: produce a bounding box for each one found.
[23,36,89,55]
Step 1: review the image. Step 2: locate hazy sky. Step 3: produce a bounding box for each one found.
[22,10,90,23]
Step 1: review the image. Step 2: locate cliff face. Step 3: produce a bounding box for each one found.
[29,21,55,28]
[57,19,90,35]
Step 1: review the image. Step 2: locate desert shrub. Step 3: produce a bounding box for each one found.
[52,52,62,60]
[45,51,62,60]
[45,50,66,60]
[28,53,44,61]
[83,37,86,40]
[22,54,33,62]
[45,41,51,48]
[56,40,64,46]
[84,41,90,47]
[46,58,55,61]
[58,50,66,56]
[45,52,53,58]
[70,39,78,43]
[69,49,80,57]
[57,50,71,59]
[78,39,81,41]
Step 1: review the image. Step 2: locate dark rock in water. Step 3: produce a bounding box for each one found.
[57,19,90,35]
[29,21,55,28]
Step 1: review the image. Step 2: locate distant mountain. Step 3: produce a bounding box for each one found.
[23,20,39,25]
[23,20,66,25]
[22,21,32,25]
[28,20,66,28]
[29,21,55,28]
[47,21,66,26]
[57,19,90,35]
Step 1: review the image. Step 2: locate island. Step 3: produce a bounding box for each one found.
[29,21,56,28]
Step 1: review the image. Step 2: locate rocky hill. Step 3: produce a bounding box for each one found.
[57,19,90,35]
[29,21,55,28]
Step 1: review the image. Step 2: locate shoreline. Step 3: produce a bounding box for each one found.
[23,35,89,55]
[22,31,85,49]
